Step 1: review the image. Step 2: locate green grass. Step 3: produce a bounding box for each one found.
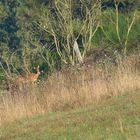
[0,91,140,140]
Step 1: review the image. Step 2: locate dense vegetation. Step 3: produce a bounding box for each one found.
[0,0,140,78]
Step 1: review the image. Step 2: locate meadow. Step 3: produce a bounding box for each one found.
[0,87,140,140]
[0,55,140,124]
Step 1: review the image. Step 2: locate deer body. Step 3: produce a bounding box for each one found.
[18,66,40,83]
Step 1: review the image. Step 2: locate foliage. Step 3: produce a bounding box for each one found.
[0,0,20,50]
[92,8,140,54]
[0,0,140,78]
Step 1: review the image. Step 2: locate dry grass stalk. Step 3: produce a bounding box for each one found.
[0,56,140,125]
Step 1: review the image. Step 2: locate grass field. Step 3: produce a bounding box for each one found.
[0,90,140,140]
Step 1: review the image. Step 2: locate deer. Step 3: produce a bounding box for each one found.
[17,65,41,84]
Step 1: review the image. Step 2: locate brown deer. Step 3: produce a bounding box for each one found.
[18,66,41,83]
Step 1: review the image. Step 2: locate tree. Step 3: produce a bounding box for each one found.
[0,0,20,50]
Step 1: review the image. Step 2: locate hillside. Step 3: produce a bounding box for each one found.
[0,90,140,140]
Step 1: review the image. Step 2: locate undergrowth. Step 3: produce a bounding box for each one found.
[0,55,140,125]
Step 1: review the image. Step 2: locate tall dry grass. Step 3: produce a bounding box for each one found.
[0,55,140,125]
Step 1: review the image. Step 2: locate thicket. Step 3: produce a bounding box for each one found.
[0,0,140,80]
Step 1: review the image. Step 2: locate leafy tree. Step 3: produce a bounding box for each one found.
[102,0,139,11]
[0,0,20,50]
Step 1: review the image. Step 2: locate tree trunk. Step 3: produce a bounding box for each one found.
[73,40,83,64]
